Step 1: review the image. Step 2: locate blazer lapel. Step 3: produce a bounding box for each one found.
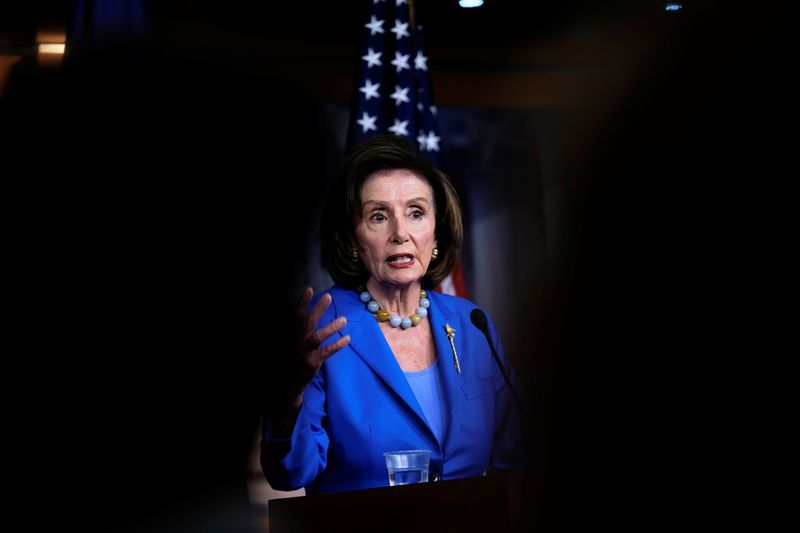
[331,286,430,431]
[426,292,467,450]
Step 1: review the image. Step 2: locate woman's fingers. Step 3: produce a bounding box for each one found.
[310,315,346,345]
[294,288,350,370]
[303,292,332,336]
[296,286,313,316]
[305,314,346,349]
[318,334,351,363]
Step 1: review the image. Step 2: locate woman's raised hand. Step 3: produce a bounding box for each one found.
[290,287,351,405]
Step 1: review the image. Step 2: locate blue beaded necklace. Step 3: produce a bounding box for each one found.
[358,286,431,329]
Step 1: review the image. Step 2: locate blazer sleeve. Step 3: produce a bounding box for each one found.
[260,294,335,491]
[261,368,329,491]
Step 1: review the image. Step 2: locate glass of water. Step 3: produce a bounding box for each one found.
[383,450,431,486]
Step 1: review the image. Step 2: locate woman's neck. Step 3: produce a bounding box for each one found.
[365,280,422,317]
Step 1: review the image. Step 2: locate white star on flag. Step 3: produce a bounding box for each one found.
[362,47,382,68]
[391,19,410,40]
[359,79,381,100]
[425,131,441,152]
[388,119,410,136]
[365,15,384,36]
[417,131,428,151]
[390,85,410,105]
[414,51,428,71]
[391,51,410,72]
[357,112,378,133]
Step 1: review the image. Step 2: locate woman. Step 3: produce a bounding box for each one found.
[262,134,524,494]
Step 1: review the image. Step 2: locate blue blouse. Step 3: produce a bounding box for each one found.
[404,358,447,446]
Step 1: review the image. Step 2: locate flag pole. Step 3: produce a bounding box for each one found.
[409,0,416,33]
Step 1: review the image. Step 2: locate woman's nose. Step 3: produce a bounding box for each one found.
[390,218,409,243]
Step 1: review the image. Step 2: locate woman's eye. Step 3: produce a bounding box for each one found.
[410,210,424,219]
[369,212,386,222]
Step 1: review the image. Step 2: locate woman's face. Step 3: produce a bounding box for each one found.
[355,169,437,289]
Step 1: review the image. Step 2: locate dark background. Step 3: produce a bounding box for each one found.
[2,1,792,531]
[2,52,318,531]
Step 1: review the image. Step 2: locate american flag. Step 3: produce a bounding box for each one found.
[348,0,467,297]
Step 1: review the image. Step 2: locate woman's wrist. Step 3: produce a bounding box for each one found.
[269,392,303,438]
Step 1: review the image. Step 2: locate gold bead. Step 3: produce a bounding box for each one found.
[410,314,421,326]
[419,290,427,298]
[376,308,391,322]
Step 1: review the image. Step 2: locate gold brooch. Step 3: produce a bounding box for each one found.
[445,323,461,374]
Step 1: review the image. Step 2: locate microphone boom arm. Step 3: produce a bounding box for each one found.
[470,309,524,416]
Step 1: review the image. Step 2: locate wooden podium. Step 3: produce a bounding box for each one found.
[269,473,525,533]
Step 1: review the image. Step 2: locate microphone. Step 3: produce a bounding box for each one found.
[470,308,524,415]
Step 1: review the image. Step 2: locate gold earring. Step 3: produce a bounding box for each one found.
[352,249,359,262]
[431,248,439,260]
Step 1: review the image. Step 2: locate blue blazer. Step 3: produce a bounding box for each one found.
[263,285,524,494]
